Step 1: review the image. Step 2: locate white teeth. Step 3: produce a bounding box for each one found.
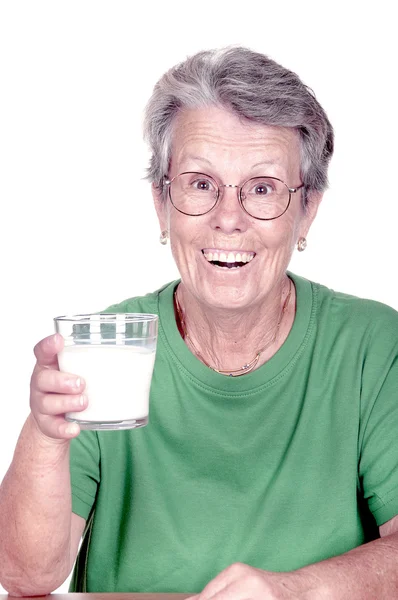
[203,250,255,264]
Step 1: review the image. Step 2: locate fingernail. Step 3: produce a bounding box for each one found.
[73,395,85,407]
[74,377,81,388]
[47,334,57,345]
[65,424,79,435]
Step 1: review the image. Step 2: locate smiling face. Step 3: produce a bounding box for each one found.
[153,106,321,311]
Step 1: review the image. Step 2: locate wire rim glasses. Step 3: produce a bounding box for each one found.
[164,172,304,221]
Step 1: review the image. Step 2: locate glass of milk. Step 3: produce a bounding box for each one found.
[54,313,158,430]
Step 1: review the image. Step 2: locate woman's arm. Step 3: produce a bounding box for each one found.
[0,416,86,596]
[188,521,398,599]
[0,334,87,596]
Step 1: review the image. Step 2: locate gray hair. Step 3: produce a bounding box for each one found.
[143,46,334,207]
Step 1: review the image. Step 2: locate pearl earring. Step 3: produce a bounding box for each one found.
[159,230,169,245]
[297,237,307,252]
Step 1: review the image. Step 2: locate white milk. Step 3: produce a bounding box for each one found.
[58,344,156,424]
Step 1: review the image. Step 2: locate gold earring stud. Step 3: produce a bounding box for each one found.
[297,237,307,252]
[159,230,169,245]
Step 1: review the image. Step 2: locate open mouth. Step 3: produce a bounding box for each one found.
[202,249,256,269]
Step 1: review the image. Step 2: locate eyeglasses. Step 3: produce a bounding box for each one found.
[164,172,304,221]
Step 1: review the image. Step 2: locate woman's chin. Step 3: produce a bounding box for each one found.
[180,256,275,310]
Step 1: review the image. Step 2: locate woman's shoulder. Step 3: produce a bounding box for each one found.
[302,274,398,347]
[102,280,178,315]
[314,278,397,316]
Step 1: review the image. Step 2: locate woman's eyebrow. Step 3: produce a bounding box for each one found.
[182,155,277,169]
[250,160,277,168]
[182,154,212,167]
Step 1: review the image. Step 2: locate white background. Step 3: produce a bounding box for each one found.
[0,0,397,593]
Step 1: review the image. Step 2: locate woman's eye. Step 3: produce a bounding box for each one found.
[193,179,213,191]
[253,183,273,195]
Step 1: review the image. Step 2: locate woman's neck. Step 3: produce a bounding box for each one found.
[175,275,295,374]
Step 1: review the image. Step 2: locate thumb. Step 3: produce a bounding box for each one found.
[33,333,64,368]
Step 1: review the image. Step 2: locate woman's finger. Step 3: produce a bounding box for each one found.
[36,392,88,416]
[33,333,64,368]
[32,414,82,441]
[33,367,85,395]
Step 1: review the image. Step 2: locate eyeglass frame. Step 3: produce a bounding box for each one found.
[163,172,305,221]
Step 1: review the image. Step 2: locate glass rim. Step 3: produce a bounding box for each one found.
[54,313,158,323]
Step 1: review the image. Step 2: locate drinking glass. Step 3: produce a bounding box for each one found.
[54,313,158,430]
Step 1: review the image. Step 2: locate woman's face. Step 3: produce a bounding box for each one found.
[154,106,321,310]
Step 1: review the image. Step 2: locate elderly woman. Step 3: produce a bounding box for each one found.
[1,47,398,599]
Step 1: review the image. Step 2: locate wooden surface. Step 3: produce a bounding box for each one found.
[3,595,192,599]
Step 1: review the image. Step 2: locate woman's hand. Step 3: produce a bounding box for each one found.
[187,562,323,600]
[29,333,87,441]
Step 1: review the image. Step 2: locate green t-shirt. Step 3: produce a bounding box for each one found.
[69,272,398,593]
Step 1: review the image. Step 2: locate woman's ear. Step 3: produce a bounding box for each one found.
[299,191,323,240]
[152,183,168,232]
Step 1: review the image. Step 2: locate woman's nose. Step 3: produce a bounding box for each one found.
[209,185,249,234]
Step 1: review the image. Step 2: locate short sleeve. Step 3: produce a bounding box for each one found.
[69,430,100,520]
[359,353,398,526]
